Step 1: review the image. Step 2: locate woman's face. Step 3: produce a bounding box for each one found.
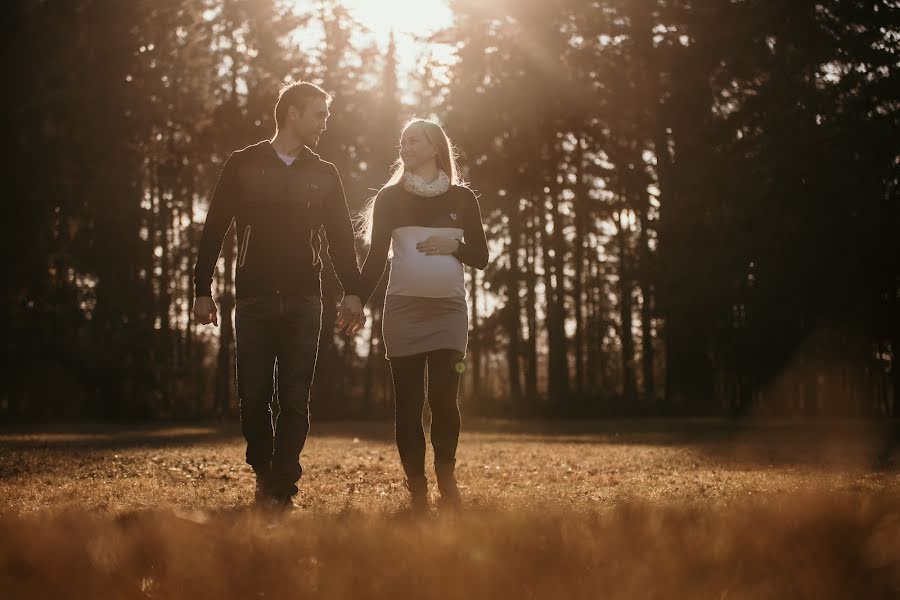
[399,124,437,172]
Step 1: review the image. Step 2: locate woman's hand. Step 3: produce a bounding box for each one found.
[336,295,366,335]
[416,236,460,256]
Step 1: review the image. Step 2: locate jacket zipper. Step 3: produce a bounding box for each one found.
[238,225,251,267]
[309,230,320,266]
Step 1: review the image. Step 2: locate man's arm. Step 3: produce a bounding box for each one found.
[321,165,364,333]
[192,154,239,324]
[321,165,362,296]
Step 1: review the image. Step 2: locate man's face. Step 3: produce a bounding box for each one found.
[291,97,329,148]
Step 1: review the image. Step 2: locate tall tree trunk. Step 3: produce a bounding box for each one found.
[637,199,655,405]
[588,255,606,392]
[186,178,198,409]
[543,187,569,399]
[891,291,899,418]
[616,209,638,404]
[652,114,672,403]
[505,197,523,404]
[548,157,570,397]
[592,255,611,394]
[572,138,588,395]
[638,262,655,406]
[525,196,539,401]
[157,166,174,413]
[524,112,542,403]
[631,0,660,407]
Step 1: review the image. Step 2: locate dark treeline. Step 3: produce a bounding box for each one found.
[2,0,897,420]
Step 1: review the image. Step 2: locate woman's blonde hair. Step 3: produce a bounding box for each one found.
[357,118,467,242]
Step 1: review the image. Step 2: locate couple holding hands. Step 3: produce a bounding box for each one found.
[192,81,488,512]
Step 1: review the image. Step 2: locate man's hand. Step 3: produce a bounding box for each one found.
[336,294,365,335]
[416,236,460,256]
[193,296,219,326]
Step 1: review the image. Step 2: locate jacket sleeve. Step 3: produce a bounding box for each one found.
[452,189,489,270]
[357,190,393,306]
[321,165,362,297]
[193,154,239,297]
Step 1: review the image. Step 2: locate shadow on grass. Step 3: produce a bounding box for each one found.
[0,424,245,452]
[0,419,897,471]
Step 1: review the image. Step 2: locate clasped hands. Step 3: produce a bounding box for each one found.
[336,236,459,335]
[335,294,365,335]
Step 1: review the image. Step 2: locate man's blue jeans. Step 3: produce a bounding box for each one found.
[235,294,322,498]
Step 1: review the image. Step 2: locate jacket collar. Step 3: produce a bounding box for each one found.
[263,140,318,165]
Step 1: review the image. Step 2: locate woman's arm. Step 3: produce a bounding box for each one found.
[452,189,489,270]
[358,191,394,306]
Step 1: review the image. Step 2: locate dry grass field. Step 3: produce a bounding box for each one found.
[1,419,899,599]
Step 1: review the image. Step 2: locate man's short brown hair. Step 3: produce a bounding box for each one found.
[274,81,332,129]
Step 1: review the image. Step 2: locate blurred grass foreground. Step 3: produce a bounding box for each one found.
[2,498,900,599]
[1,420,899,598]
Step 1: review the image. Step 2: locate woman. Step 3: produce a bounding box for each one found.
[358,118,489,511]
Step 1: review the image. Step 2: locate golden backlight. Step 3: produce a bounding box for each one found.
[289,0,453,47]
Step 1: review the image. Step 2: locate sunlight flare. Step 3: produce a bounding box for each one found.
[288,0,453,45]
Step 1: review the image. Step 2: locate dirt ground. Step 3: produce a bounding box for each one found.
[1,419,899,599]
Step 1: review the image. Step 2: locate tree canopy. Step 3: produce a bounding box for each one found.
[3,0,897,420]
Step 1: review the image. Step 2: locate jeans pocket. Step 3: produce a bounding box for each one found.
[236,296,267,316]
[295,296,323,332]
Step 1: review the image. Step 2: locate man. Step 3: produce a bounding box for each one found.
[192,81,365,510]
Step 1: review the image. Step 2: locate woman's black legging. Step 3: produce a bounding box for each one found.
[388,349,463,481]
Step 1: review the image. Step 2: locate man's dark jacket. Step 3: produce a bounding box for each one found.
[193,140,361,299]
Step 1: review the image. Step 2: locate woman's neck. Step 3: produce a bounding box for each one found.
[409,162,440,183]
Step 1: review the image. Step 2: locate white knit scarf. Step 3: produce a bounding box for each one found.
[403,170,451,197]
